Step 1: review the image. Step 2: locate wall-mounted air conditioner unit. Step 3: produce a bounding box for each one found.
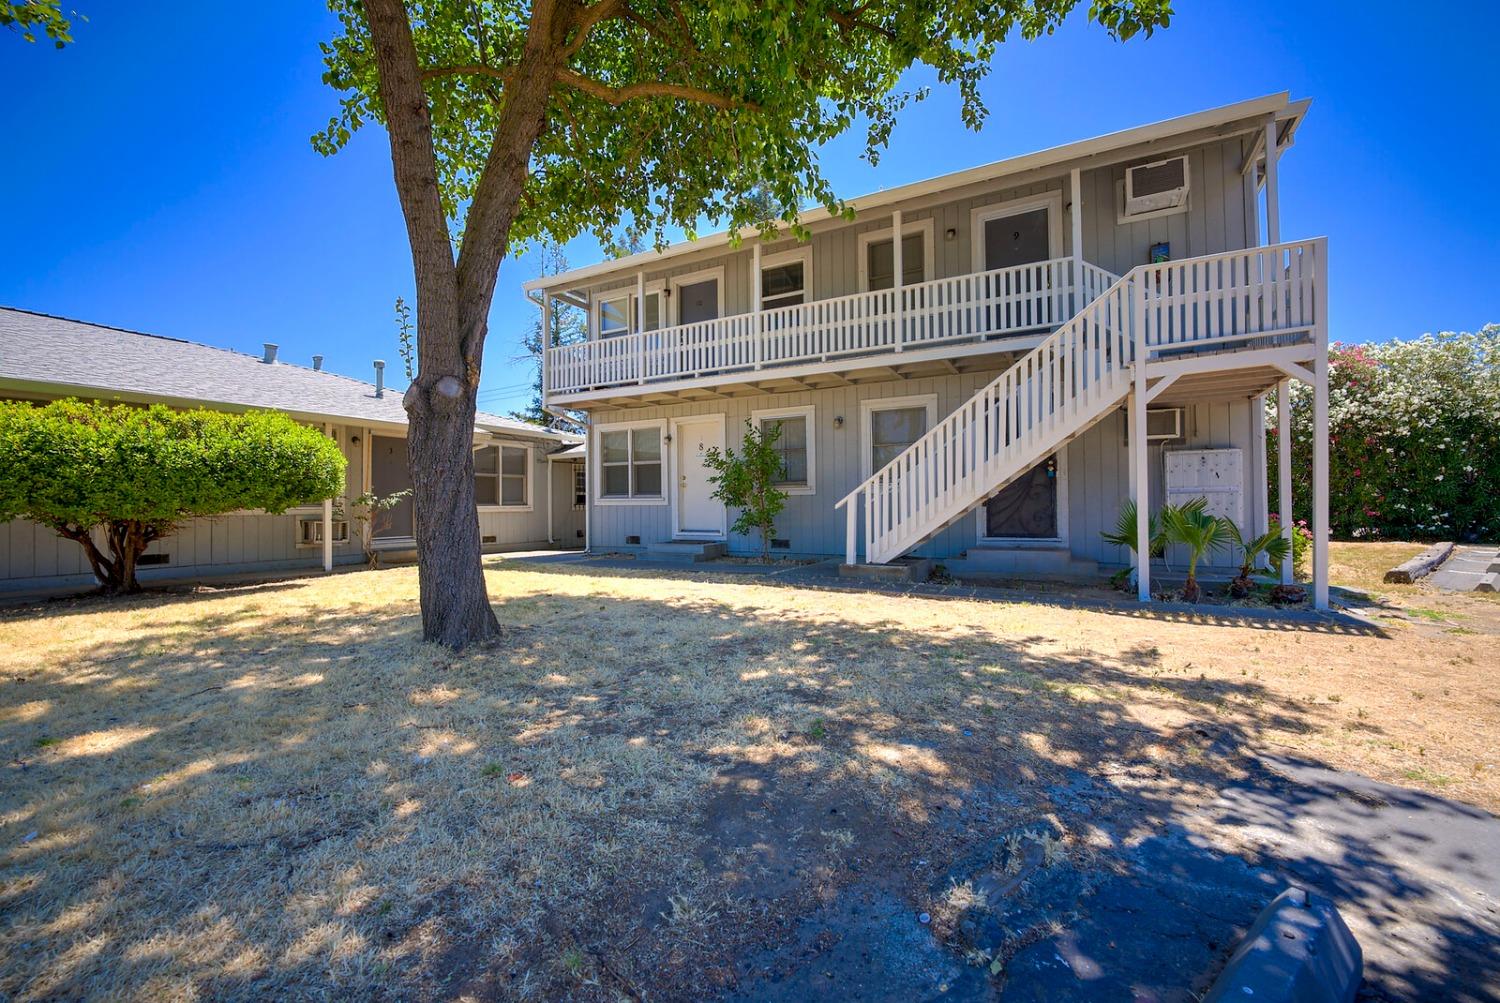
[1145,407,1184,441]
[1122,406,1185,445]
[1124,155,1189,217]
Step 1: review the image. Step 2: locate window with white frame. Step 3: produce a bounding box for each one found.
[860,222,933,292]
[596,289,662,338]
[598,424,663,500]
[475,444,530,508]
[861,395,937,477]
[760,249,810,310]
[598,294,630,338]
[573,465,586,508]
[751,405,815,494]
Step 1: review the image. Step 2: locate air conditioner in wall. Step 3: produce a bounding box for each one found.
[1146,407,1184,441]
[1124,155,1189,216]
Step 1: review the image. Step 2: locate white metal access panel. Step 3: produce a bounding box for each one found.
[1164,448,1244,529]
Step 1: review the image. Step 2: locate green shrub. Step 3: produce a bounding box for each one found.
[0,400,347,593]
[702,419,789,561]
[1268,326,1500,541]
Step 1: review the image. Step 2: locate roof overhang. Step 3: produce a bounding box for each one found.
[526,92,1309,297]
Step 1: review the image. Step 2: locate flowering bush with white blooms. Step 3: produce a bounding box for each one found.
[1267,325,1500,541]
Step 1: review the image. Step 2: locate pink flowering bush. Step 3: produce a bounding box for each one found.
[1267,325,1500,541]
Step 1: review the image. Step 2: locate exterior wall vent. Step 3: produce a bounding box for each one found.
[771,539,791,550]
[138,553,171,566]
[1124,155,1189,216]
[482,534,497,544]
[626,535,641,545]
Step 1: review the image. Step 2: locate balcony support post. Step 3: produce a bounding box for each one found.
[541,293,551,398]
[1132,280,1150,603]
[635,270,646,384]
[1264,118,1281,245]
[322,421,335,573]
[891,208,904,351]
[752,241,763,369]
[1312,241,1330,611]
[1277,378,1293,585]
[1070,166,1084,312]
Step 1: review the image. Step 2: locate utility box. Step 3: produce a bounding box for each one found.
[1164,448,1243,529]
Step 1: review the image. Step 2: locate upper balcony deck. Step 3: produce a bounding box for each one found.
[544,257,1118,406]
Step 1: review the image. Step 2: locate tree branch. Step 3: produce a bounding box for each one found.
[556,68,753,110]
[421,63,514,83]
[564,0,630,58]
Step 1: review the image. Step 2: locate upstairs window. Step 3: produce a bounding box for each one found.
[761,250,810,310]
[597,291,661,338]
[870,235,924,293]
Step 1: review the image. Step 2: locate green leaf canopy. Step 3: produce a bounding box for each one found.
[0,400,349,529]
[316,0,1172,251]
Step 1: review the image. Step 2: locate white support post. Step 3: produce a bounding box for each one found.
[322,422,335,573]
[634,270,646,383]
[546,458,555,545]
[1264,118,1281,246]
[1074,164,1086,268]
[891,208,904,351]
[1277,378,1293,585]
[540,293,552,399]
[844,499,857,567]
[1132,278,1150,602]
[752,241,763,369]
[1312,241,1330,610]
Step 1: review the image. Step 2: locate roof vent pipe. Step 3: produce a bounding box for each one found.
[374,360,386,398]
[262,343,278,364]
[312,355,324,371]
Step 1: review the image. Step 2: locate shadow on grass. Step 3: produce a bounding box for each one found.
[0,576,1491,1002]
[492,554,1392,639]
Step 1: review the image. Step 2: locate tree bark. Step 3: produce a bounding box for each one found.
[363,0,566,649]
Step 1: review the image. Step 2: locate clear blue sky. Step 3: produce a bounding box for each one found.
[4,2,1496,416]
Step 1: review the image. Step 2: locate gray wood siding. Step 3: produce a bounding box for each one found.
[589,383,1267,567]
[573,136,1255,332]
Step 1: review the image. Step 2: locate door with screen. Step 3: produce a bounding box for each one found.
[676,279,719,325]
[983,454,1058,540]
[371,435,415,539]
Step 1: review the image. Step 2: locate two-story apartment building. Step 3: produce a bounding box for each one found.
[530,93,1331,608]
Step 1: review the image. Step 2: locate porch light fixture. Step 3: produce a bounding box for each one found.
[833,415,844,429]
[945,227,957,241]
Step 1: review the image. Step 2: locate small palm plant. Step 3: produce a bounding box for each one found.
[1160,499,1234,602]
[1099,499,1167,589]
[1223,521,1293,598]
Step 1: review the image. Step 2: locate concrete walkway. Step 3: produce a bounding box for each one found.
[1429,546,1500,592]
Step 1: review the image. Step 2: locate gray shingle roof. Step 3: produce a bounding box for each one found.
[0,307,576,442]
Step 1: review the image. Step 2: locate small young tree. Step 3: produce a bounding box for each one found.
[1223,519,1292,598]
[343,489,414,568]
[0,400,347,594]
[703,420,789,562]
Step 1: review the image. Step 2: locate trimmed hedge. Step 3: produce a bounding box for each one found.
[0,400,348,590]
[1268,325,1500,541]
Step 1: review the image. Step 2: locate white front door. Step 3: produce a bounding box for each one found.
[675,417,724,537]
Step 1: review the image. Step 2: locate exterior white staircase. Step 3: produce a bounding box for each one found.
[837,239,1326,565]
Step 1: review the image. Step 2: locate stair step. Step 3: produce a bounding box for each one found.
[644,540,726,563]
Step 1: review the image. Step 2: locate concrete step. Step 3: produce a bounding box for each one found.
[943,545,1098,581]
[839,557,934,583]
[645,539,727,563]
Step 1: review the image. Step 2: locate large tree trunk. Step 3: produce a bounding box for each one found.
[364,0,563,649]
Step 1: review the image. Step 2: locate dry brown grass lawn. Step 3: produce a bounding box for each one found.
[1,546,1495,999]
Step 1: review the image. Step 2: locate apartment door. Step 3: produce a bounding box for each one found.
[674,416,725,537]
[983,454,1061,541]
[370,435,415,539]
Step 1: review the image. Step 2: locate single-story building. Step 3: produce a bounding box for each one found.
[0,307,584,592]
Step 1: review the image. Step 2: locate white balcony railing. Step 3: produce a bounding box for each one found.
[545,257,1116,396]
